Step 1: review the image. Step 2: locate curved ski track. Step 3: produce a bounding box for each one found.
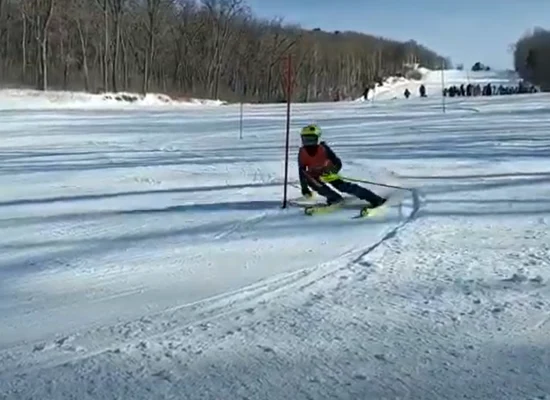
[0,188,421,377]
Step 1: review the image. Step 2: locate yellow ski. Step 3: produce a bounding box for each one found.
[304,202,344,215]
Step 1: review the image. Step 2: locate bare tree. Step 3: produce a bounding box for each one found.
[21,0,55,90]
[514,28,550,91]
[140,0,169,94]
[108,0,126,92]
[94,0,109,91]
[71,0,96,91]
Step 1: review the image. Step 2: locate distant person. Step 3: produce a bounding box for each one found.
[297,124,386,209]
[404,88,411,98]
[419,84,427,97]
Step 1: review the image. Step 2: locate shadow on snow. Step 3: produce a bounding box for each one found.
[0,181,290,208]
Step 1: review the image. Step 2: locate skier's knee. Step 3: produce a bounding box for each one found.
[333,180,356,193]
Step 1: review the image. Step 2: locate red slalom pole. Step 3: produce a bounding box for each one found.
[282,54,292,208]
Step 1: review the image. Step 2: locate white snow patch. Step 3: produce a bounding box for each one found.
[0,88,226,110]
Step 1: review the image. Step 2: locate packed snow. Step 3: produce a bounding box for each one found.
[1,71,550,399]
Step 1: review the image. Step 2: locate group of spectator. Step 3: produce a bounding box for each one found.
[364,76,539,101]
[442,81,538,97]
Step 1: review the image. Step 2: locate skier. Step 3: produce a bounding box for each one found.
[298,124,386,209]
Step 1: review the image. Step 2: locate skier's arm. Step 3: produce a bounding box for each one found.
[321,142,342,173]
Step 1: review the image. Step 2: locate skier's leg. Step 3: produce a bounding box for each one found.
[330,179,385,207]
[306,176,343,204]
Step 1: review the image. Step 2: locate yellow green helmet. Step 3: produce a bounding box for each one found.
[300,124,321,146]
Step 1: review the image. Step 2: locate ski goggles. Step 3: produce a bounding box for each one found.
[301,134,319,146]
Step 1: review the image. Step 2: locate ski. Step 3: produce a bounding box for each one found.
[294,190,402,218]
[304,202,344,215]
[304,203,387,218]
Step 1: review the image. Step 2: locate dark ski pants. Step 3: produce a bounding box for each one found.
[311,178,385,206]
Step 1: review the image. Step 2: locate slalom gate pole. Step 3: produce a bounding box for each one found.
[282,54,292,208]
[340,175,413,191]
[239,101,243,139]
[441,62,446,114]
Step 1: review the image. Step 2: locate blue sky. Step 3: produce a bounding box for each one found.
[246,0,550,70]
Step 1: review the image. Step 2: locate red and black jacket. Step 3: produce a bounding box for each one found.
[298,141,342,192]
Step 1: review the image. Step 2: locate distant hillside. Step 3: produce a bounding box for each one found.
[0,0,448,103]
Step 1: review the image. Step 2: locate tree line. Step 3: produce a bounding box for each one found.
[514,27,550,91]
[0,0,449,102]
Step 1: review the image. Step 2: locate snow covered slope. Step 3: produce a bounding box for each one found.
[361,66,522,101]
[1,92,550,399]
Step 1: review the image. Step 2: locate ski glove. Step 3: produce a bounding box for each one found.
[320,165,340,182]
[320,162,339,174]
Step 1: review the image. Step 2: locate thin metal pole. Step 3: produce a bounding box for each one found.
[282,54,292,208]
[339,175,412,191]
[239,101,243,139]
[441,61,446,113]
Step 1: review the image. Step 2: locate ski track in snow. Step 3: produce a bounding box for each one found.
[1,93,550,399]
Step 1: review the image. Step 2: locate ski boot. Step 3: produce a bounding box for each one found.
[359,197,387,218]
